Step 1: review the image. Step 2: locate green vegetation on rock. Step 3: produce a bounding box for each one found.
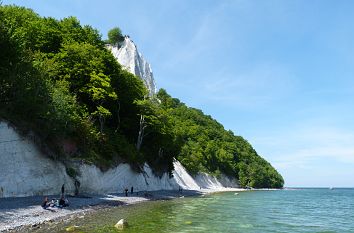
[0,5,283,188]
[107,27,124,45]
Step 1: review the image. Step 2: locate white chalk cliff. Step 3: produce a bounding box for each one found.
[0,37,239,198]
[0,121,239,197]
[0,121,74,197]
[107,36,157,96]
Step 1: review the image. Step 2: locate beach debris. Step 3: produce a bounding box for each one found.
[115,219,129,230]
[31,223,40,229]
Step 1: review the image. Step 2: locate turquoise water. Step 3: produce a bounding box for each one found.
[36,188,354,233]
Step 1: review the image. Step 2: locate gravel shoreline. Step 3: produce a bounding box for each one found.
[0,189,213,232]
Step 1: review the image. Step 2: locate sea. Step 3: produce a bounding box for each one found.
[33,188,354,233]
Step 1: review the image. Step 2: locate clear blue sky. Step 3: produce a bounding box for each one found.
[4,0,354,187]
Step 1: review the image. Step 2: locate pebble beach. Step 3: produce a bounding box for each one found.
[0,190,210,232]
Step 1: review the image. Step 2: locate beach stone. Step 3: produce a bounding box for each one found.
[65,225,79,232]
[114,219,128,230]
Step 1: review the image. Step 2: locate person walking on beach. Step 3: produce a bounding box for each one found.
[74,180,80,196]
[124,188,128,196]
[131,186,134,194]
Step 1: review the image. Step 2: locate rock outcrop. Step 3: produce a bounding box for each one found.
[108,36,156,96]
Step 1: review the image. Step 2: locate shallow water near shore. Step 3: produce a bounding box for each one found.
[30,188,354,233]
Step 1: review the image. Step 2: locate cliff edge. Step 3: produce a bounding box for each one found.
[107,36,157,96]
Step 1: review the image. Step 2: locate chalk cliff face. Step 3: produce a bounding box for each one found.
[0,121,74,197]
[0,121,239,197]
[108,36,157,96]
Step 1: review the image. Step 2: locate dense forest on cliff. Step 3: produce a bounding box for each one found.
[0,5,283,188]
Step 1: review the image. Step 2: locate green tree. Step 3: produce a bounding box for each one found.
[107,27,124,45]
[157,88,284,188]
[0,5,284,187]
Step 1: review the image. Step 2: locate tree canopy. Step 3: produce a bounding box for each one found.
[107,27,124,45]
[157,89,284,188]
[0,5,283,188]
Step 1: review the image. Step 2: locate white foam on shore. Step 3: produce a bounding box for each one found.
[0,121,239,198]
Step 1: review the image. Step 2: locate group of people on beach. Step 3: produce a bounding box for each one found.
[41,184,69,209]
[41,196,69,209]
[124,186,134,196]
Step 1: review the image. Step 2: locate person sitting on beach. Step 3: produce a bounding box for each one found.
[59,196,65,207]
[41,197,49,209]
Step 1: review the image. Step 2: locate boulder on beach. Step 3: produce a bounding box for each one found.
[115,219,128,230]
